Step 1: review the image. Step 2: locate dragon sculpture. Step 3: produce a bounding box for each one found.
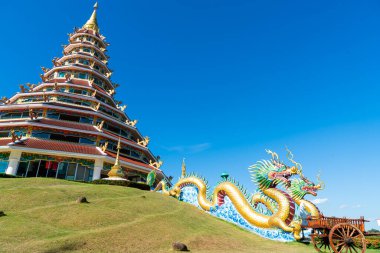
[250,149,323,220]
[154,149,326,240]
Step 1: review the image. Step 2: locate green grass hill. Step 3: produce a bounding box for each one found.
[0,178,378,253]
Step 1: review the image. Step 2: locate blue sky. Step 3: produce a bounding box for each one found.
[1,1,379,228]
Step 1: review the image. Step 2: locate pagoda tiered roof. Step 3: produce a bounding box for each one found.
[0,2,165,180]
[11,138,105,156]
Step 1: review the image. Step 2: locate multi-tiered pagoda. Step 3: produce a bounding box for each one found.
[0,3,165,184]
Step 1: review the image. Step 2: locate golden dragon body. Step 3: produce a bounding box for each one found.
[156,176,302,240]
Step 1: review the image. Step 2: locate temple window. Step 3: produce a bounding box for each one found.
[46,111,93,124]
[120,148,131,156]
[80,101,91,106]
[131,150,140,158]
[0,111,37,119]
[16,159,94,182]
[40,132,95,144]
[57,97,75,104]
[79,116,93,124]
[99,106,121,120]
[0,153,10,173]
[0,131,9,137]
[32,131,51,139]
[47,111,59,119]
[79,59,90,65]
[77,72,88,79]
[83,47,91,53]
[100,140,144,162]
[69,88,89,96]
[59,113,81,122]
[79,137,95,145]
[58,72,66,78]
[120,129,130,139]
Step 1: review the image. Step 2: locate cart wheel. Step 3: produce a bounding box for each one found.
[329,223,366,253]
[311,229,333,253]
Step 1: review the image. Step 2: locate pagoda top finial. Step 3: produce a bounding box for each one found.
[83,2,100,33]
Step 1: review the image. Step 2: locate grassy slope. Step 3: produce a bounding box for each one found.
[0,178,377,253]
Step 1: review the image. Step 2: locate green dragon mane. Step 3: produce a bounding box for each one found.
[289,178,319,200]
[249,160,285,192]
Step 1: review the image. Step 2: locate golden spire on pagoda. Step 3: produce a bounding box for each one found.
[107,138,125,179]
[83,2,100,33]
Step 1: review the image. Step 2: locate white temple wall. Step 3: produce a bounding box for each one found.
[92,158,103,180]
[5,150,22,175]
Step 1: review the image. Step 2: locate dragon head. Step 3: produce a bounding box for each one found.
[250,149,303,191]
[289,174,324,200]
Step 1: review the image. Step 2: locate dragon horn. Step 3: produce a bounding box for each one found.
[317,172,325,190]
[300,173,313,185]
[285,147,303,172]
[265,149,279,161]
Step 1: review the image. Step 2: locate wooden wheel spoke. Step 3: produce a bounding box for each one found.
[336,228,346,238]
[349,228,356,237]
[345,226,350,237]
[336,241,345,247]
[351,246,359,253]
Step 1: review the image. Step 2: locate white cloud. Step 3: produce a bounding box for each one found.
[311,198,328,204]
[163,143,211,154]
[339,204,361,209]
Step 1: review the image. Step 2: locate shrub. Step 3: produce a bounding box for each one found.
[366,237,380,249]
[91,179,150,191]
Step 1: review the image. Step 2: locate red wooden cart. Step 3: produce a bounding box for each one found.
[303,215,376,253]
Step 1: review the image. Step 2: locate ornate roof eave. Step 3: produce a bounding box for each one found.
[42,66,113,89]
[1,137,106,157]
[32,83,116,107]
[63,43,108,60]
[58,54,111,73]
[10,91,122,116]
[0,103,130,132]
[0,120,152,154]
[39,78,114,98]
[69,32,108,48]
